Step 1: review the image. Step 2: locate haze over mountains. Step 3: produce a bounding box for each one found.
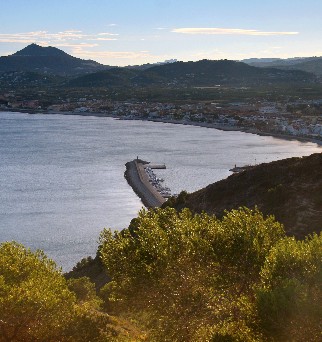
[243,56,322,76]
[0,44,321,88]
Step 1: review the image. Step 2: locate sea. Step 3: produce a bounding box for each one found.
[1,111,321,271]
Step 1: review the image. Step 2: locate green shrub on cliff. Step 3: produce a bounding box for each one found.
[256,234,322,341]
[0,242,145,342]
[99,207,321,341]
[0,242,75,341]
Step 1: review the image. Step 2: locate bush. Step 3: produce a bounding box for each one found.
[99,207,286,341]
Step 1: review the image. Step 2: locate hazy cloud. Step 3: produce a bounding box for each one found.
[0,30,119,45]
[73,49,153,60]
[98,32,119,36]
[89,38,118,41]
[172,28,299,36]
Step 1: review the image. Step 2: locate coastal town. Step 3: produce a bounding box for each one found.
[2,95,322,142]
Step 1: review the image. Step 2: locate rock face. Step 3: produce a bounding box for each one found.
[172,153,322,238]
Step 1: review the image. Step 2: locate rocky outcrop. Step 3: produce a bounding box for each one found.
[171,153,322,239]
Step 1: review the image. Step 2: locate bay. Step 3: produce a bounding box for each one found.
[1,111,321,270]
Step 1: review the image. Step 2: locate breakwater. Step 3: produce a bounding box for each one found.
[124,159,169,208]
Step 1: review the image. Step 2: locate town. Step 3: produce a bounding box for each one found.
[2,93,322,142]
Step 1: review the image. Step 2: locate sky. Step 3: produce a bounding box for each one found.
[1,0,322,66]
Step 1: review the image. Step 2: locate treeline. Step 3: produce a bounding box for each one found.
[0,207,321,341]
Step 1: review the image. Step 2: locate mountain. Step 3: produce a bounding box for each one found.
[69,59,316,88]
[0,71,63,89]
[243,56,322,76]
[135,59,315,86]
[0,45,317,86]
[0,43,111,76]
[168,153,322,239]
[68,67,138,87]
[125,59,178,71]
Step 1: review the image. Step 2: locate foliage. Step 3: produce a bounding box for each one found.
[256,234,322,341]
[0,242,75,341]
[99,207,290,341]
[0,242,145,342]
[1,208,320,341]
[67,276,102,309]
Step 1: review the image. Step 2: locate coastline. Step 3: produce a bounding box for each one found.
[1,108,322,147]
[124,159,166,208]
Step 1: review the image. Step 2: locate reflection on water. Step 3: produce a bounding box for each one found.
[0,112,321,270]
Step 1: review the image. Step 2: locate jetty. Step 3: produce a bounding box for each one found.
[124,159,170,208]
[229,164,254,173]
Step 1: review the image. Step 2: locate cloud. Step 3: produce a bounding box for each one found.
[73,49,154,60]
[54,43,99,48]
[172,28,299,36]
[98,32,119,36]
[89,38,118,41]
[0,30,120,45]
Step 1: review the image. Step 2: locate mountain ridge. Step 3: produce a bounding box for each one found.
[0,43,111,75]
[68,59,316,88]
[0,44,318,85]
[243,56,322,76]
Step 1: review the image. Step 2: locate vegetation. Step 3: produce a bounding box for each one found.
[99,207,321,341]
[166,153,322,239]
[0,242,145,342]
[1,207,320,341]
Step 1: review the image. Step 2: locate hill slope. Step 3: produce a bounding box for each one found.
[69,59,316,88]
[0,43,110,75]
[169,153,322,238]
[244,56,322,76]
[68,67,138,87]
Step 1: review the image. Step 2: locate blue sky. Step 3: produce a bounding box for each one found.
[1,0,321,66]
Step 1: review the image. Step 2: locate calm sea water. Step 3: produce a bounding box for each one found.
[1,112,321,270]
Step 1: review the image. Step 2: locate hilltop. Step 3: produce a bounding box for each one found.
[0,43,111,75]
[167,152,322,238]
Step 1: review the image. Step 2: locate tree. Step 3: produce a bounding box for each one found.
[99,207,285,341]
[0,242,75,341]
[256,233,322,341]
[0,242,146,342]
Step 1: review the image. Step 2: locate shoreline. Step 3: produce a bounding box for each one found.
[1,108,322,147]
[124,159,166,209]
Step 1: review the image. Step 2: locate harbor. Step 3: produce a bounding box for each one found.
[124,159,172,208]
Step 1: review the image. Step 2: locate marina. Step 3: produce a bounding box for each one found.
[124,159,171,208]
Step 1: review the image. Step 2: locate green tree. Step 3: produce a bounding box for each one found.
[99,207,285,341]
[256,233,322,341]
[0,242,75,341]
[0,242,146,342]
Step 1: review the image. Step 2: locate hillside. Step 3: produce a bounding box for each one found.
[68,67,138,87]
[0,71,63,89]
[69,59,316,88]
[0,43,111,75]
[168,153,322,238]
[244,56,322,76]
